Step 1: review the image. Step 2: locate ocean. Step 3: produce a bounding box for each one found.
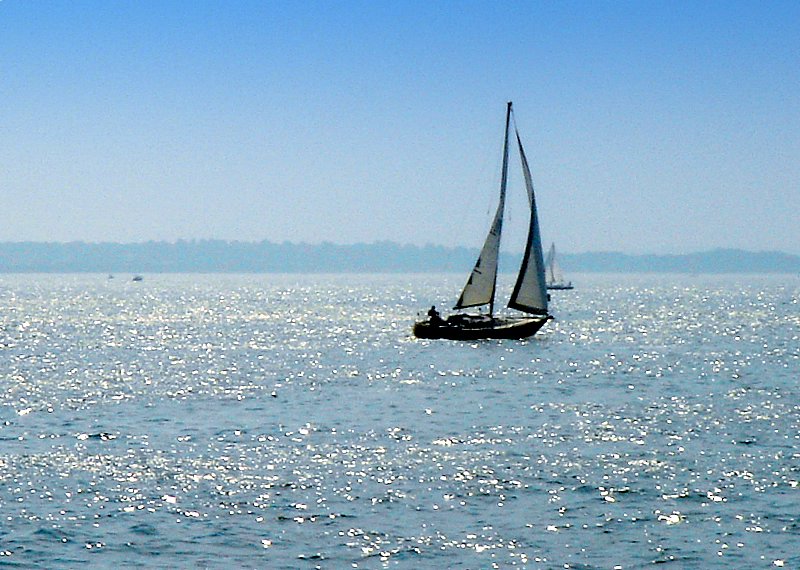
[0,273,798,569]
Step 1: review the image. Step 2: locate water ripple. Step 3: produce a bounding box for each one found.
[0,273,798,568]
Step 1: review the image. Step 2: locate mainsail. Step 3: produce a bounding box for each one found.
[507,127,549,315]
[454,102,512,312]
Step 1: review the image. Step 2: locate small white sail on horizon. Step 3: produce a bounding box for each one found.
[544,243,574,290]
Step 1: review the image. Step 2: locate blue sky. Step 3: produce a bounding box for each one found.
[2,1,798,254]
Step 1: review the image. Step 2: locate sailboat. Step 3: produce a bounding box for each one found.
[413,102,552,340]
[544,243,574,290]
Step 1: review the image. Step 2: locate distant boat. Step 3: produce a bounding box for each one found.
[413,102,552,340]
[132,275,143,282]
[544,243,573,290]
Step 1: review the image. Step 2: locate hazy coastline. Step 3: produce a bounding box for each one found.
[1,241,798,274]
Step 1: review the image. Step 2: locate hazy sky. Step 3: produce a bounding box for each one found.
[2,1,798,254]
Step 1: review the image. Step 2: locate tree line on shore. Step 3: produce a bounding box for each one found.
[0,240,798,273]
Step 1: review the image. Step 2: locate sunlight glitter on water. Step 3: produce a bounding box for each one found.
[0,273,799,567]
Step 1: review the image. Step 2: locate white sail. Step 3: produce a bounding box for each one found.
[508,127,548,315]
[544,243,554,281]
[545,242,573,288]
[545,243,564,285]
[453,193,504,310]
[454,103,512,312]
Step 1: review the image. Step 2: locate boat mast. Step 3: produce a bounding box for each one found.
[490,101,513,317]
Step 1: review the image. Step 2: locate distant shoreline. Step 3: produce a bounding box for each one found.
[0,241,798,274]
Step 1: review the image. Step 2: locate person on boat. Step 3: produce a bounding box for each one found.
[427,305,444,325]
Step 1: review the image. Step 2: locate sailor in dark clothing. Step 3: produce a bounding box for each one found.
[427,305,444,324]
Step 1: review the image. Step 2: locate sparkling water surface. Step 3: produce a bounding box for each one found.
[1,273,799,569]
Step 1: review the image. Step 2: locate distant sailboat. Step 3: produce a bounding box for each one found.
[413,102,552,340]
[544,243,573,290]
